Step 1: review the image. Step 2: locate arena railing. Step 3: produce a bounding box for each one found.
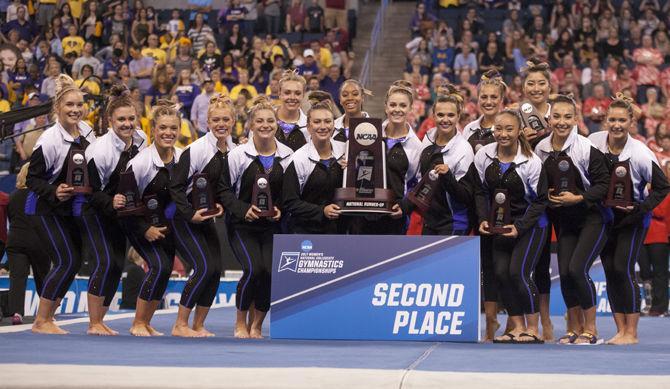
[359,0,389,88]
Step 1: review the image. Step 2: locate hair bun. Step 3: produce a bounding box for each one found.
[55,74,77,96]
[108,84,130,98]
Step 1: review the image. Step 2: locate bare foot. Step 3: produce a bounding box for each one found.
[101,323,119,336]
[249,327,263,339]
[87,323,112,336]
[130,323,151,337]
[541,323,554,342]
[606,332,625,345]
[193,327,215,337]
[172,324,205,337]
[147,325,164,336]
[484,320,500,342]
[609,334,638,345]
[32,320,69,335]
[234,323,250,339]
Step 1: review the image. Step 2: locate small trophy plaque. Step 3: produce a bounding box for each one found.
[486,188,512,234]
[333,117,395,214]
[144,194,166,228]
[116,167,145,216]
[519,102,549,146]
[549,155,577,195]
[252,172,275,217]
[408,169,440,213]
[191,173,218,216]
[66,148,92,194]
[605,160,633,207]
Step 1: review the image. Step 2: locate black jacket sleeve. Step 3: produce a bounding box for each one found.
[619,162,670,227]
[282,163,326,223]
[514,165,549,236]
[441,165,475,206]
[170,148,196,221]
[219,157,252,220]
[87,158,116,217]
[581,147,610,207]
[26,146,58,205]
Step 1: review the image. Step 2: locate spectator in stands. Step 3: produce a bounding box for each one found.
[190,78,217,135]
[174,68,201,117]
[189,12,215,53]
[611,63,637,100]
[325,0,347,31]
[633,34,663,104]
[453,44,477,78]
[502,9,522,40]
[321,64,344,107]
[297,49,320,77]
[287,0,307,33]
[1,6,36,45]
[599,27,625,61]
[221,23,247,57]
[199,40,224,73]
[142,34,167,65]
[223,0,248,33]
[581,57,604,88]
[582,69,610,100]
[61,24,85,58]
[409,2,436,38]
[72,42,102,79]
[144,64,173,108]
[220,52,240,90]
[641,88,666,137]
[230,69,259,101]
[582,83,610,133]
[404,54,428,87]
[40,61,60,97]
[263,0,281,35]
[306,0,325,33]
[131,6,152,46]
[128,44,154,94]
[479,41,503,76]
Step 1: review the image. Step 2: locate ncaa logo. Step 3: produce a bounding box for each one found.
[301,240,313,252]
[353,122,377,146]
[278,252,300,272]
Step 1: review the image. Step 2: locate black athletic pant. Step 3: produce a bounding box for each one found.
[493,226,548,316]
[229,227,274,312]
[122,220,174,302]
[170,217,222,309]
[533,230,552,295]
[601,222,648,314]
[480,235,498,303]
[640,243,669,313]
[80,214,127,306]
[555,212,608,310]
[30,215,83,301]
[7,247,50,316]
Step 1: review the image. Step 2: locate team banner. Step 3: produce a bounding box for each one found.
[270,235,480,342]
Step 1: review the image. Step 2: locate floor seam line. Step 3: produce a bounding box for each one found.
[398,342,439,389]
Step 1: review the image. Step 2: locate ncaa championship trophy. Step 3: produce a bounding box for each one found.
[333,117,394,214]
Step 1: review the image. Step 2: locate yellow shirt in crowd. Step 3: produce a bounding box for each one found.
[142,47,167,65]
[229,84,258,101]
[62,36,85,56]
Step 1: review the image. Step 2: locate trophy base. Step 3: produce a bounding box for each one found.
[407,194,430,214]
[605,199,634,208]
[333,188,395,215]
[256,209,276,218]
[199,207,220,217]
[72,186,93,194]
[486,226,513,235]
[116,205,146,217]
